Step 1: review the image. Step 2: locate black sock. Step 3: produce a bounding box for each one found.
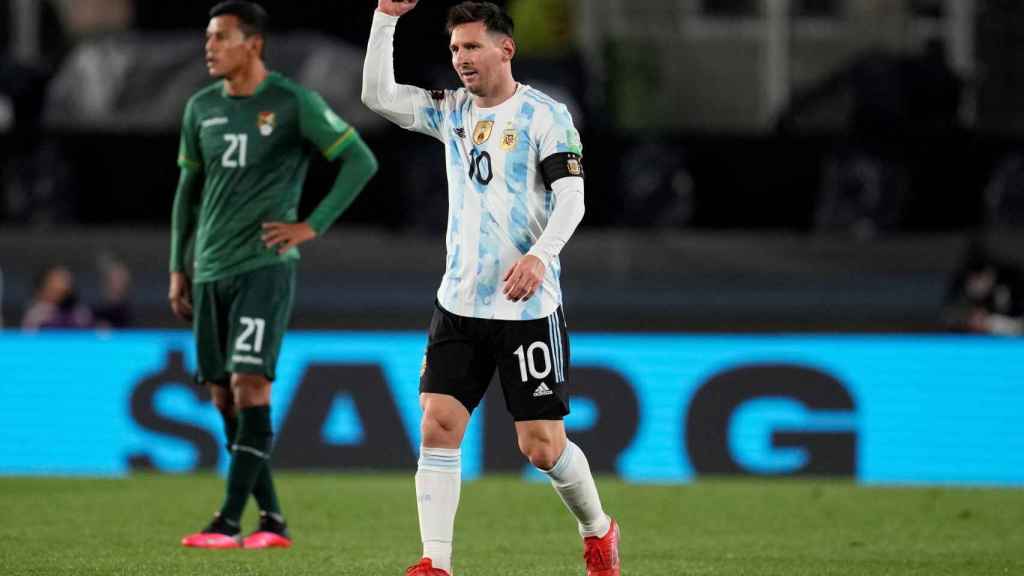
[218,405,272,524]
[221,411,282,519]
[252,462,283,518]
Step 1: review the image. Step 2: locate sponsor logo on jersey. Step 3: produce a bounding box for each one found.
[454,127,466,139]
[232,354,264,366]
[201,116,228,129]
[258,112,275,136]
[473,120,494,145]
[500,125,517,151]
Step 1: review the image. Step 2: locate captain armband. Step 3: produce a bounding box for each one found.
[539,152,584,191]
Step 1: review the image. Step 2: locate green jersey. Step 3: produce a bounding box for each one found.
[175,72,357,283]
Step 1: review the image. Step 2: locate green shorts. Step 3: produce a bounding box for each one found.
[192,262,296,385]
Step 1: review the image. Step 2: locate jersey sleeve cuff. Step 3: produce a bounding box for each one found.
[526,246,554,269]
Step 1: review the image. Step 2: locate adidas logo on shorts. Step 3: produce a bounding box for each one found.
[533,383,554,397]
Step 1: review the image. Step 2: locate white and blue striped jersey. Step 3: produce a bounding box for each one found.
[401,84,581,320]
[364,10,585,321]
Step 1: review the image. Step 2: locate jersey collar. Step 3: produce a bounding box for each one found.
[221,71,276,99]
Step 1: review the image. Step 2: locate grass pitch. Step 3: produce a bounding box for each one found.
[2,474,1023,575]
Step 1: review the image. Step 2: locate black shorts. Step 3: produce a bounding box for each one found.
[420,301,570,421]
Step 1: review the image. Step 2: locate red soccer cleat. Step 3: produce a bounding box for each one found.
[181,531,241,549]
[405,557,451,575]
[244,530,292,549]
[583,517,621,576]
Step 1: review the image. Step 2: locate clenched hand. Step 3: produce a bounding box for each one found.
[378,0,418,18]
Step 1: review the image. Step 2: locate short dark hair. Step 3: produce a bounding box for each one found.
[209,1,268,38]
[446,1,514,37]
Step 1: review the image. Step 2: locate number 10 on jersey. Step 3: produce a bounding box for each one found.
[467,149,492,185]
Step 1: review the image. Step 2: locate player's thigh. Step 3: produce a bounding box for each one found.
[192,278,231,386]
[224,262,296,381]
[420,302,495,415]
[494,307,570,422]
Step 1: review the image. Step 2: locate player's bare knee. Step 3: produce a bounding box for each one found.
[421,427,455,448]
[231,373,271,407]
[525,446,560,471]
[517,437,559,470]
[207,384,235,416]
[421,414,458,446]
[212,395,234,417]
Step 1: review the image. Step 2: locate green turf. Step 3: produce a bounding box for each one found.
[2,474,1023,575]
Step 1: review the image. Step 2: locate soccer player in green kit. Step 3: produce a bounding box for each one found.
[169,1,378,549]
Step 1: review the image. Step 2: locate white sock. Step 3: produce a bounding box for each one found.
[541,441,611,538]
[416,446,461,573]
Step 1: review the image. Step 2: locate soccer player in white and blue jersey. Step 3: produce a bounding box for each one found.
[362,2,620,575]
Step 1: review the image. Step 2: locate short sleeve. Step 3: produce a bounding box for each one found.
[537,103,583,161]
[177,99,202,171]
[298,88,357,161]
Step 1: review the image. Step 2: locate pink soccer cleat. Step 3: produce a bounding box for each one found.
[244,530,292,549]
[405,557,451,575]
[181,531,241,549]
[181,514,242,549]
[243,512,292,549]
[583,517,620,576]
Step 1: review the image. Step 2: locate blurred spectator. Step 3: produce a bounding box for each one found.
[943,241,1023,336]
[93,253,133,329]
[814,152,908,239]
[619,142,695,228]
[0,0,72,225]
[21,265,93,331]
[54,0,133,38]
[777,36,963,237]
[0,0,71,70]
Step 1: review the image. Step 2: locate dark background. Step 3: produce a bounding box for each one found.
[1,0,1022,332]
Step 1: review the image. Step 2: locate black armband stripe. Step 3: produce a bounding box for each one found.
[540,152,584,190]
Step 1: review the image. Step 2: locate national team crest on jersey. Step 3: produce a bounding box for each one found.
[258,112,275,136]
[473,120,494,145]
[500,125,517,151]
